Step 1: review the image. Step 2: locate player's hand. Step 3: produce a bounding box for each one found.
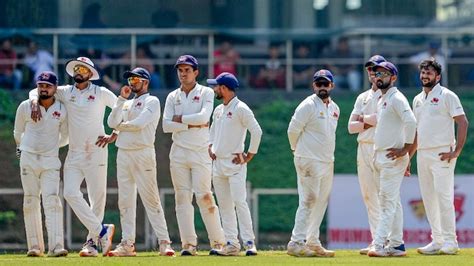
[404,162,411,177]
[30,99,42,122]
[208,146,216,160]
[386,148,408,160]
[120,85,132,99]
[439,147,458,163]
[95,133,118,148]
[16,148,21,159]
[363,123,373,129]
[172,115,183,123]
[232,152,254,164]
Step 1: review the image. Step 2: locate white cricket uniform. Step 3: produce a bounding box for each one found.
[348,88,381,241]
[413,83,465,245]
[373,86,416,248]
[287,94,339,246]
[209,96,262,246]
[14,99,68,253]
[162,83,225,247]
[30,83,117,240]
[107,93,171,243]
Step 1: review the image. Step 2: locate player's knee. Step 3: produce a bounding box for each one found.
[175,189,193,206]
[300,193,316,208]
[43,194,62,211]
[196,192,216,208]
[23,195,40,213]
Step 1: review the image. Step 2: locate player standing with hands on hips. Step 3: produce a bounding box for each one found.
[207,72,262,256]
[413,58,468,255]
[29,57,116,257]
[348,55,386,254]
[287,70,339,257]
[107,67,175,257]
[14,72,68,257]
[368,62,417,257]
[162,55,226,256]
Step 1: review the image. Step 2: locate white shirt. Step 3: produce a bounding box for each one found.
[288,95,340,163]
[14,99,68,157]
[162,83,214,151]
[30,83,117,152]
[108,93,160,150]
[349,88,381,143]
[210,97,262,158]
[413,83,465,150]
[374,87,417,151]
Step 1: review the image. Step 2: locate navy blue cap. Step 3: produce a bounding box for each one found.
[313,69,334,82]
[174,55,198,69]
[207,72,239,90]
[123,67,151,80]
[36,71,58,85]
[364,55,386,67]
[372,61,398,76]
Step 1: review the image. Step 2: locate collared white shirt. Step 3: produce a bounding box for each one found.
[162,83,214,151]
[350,88,382,143]
[288,94,340,163]
[14,99,68,157]
[30,83,117,152]
[108,93,160,150]
[413,83,465,150]
[210,97,262,158]
[374,87,417,151]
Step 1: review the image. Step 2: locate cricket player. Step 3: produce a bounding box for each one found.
[368,62,416,257]
[107,67,175,257]
[413,58,468,255]
[162,55,225,256]
[207,72,262,256]
[287,69,339,257]
[29,57,115,256]
[14,72,68,257]
[348,55,386,254]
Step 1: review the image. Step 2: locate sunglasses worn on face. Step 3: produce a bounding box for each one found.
[127,76,146,85]
[374,71,391,78]
[73,65,90,75]
[315,82,330,88]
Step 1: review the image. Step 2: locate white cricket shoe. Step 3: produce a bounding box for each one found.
[439,242,459,255]
[47,244,68,257]
[385,244,407,257]
[217,242,241,256]
[99,224,115,256]
[159,240,175,256]
[307,244,336,257]
[79,239,99,257]
[244,241,258,256]
[367,244,389,257]
[359,243,374,255]
[209,242,223,255]
[287,241,316,257]
[27,246,43,257]
[107,240,136,257]
[180,244,197,256]
[417,242,442,255]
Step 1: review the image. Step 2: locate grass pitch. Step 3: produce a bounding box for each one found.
[0,249,473,265]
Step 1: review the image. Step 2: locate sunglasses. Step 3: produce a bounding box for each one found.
[73,65,90,75]
[127,76,146,85]
[374,71,391,78]
[314,81,330,88]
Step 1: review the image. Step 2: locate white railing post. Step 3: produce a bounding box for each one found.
[208,33,215,78]
[285,39,293,92]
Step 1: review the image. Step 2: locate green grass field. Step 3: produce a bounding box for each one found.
[0,249,473,266]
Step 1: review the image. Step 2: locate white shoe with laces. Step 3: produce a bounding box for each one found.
[417,242,442,255]
[359,243,374,255]
[244,241,258,256]
[107,240,136,257]
[216,242,241,256]
[287,241,316,257]
[385,244,407,257]
[79,239,98,257]
[27,246,43,257]
[180,244,197,256]
[159,240,175,256]
[47,244,68,257]
[439,242,459,255]
[367,244,388,257]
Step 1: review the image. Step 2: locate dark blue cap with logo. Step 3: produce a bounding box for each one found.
[207,72,239,90]
[372,61,398,76]
[313,69,334,82]
[364,55,386,67]
[123,67,151,80]
[36,71,58,85]
[174,55,199,69]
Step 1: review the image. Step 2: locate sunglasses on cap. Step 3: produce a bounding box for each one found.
[374,71,392,78]
[314,81,331,88]
[127,76,147,85]
[73,65,91,75]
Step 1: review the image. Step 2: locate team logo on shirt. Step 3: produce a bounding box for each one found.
[430,97,439,105]
[52,111,61,119]
[192,96,200,103]
[333,112,339,119]
[409,188,465,222]
[381,102,387,109]
[135,102,142,108]
[87,95,95,102]
[226,111,233,118]
[69,95,76,102]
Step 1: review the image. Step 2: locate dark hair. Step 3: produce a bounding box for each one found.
[418,58,442,75]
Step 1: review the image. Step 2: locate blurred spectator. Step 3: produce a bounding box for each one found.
[214,41,240,76]
[122,44,163,90]
[293,43,316,89]
[0,39,22,90]
[251,45,285,89]
[409,41,447,87]
[24,41,54,84]
[324,37,361,92]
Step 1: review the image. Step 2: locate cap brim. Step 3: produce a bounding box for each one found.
[364,61,376,67]
[314,76,332,82]
[65,60,100,80]
[206,79,218,85]
[174,62,196,68]
[36,81,55,86]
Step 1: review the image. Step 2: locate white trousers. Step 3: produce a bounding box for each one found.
[357,143,380,242]
[169,144,225,247]
[20,151,64,252]
[213,158,255,245]
[117,148,170,242]
[290,157,334,246]
[63,149,107,240]
[373,151,408,247]
[417,146,457,245]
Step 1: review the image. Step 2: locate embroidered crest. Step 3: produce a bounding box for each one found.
[226,111,232,118]
[333,112,339,118]
[431,97,439,104]
[69,95,76,102]
[52,111,61,119]
[135,102,142,108]
[192,96,200,103]
[87,95,95,102]
[39,72,50,80]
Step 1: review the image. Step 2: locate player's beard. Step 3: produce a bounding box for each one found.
[317,89,330,100]
[376,79,391,90]
[131,84,142,94]
[215,93,223,100]
[421,78,437,88]
[74,74,88,84]
[39,94,53,99]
